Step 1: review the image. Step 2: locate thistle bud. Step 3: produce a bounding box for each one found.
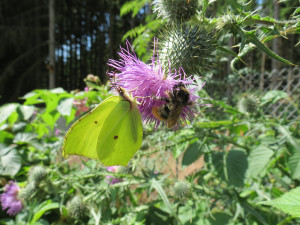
[159,24,216,75]
[67,196,89,221]
[18,183,36,201]
[173,181,191,199]
[154,0,199,23]
[237,94,259,114]
[28,166,48,185]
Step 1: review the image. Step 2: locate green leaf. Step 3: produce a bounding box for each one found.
[242,29,296,66]
[122,24,146,41]
[227,0,243,13]
[120,0,149,17]
[41,111,60,130]
[57,98,74,116]
[195,120,236,128]
[13,132,37,145]
[18,105,35,120]
[230,123,249,135]
[0,144,16,156]
[173,142,187,159]
[22,91,43,105]
[288,150,300,180]
[226,149,248,187]
[151,179,174,216]
[231,44,256,73]
[247,145,274,178]
[260,90,289,106]
[260,187,300,217]
[49,87,66,93]
[42,92,60,113]
[0,104,18,124]
[7,111,19,125]
[0,130,14,143]
[208,212,231,225]
[276,124,300,153]
[0,149,21,177]
[30,200,59,224]
[64,107,76,125]
[182,141,203,166]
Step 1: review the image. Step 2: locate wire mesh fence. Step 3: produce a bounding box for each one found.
[206,67,300,120]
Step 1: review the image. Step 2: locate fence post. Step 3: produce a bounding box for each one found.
[49,0,55,89]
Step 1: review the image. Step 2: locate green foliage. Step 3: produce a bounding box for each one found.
[260,187,300,218]
[121,0,299,74]
[0,78,299,224]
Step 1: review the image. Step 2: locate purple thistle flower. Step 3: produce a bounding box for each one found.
[108,39,203,128]
[0,181,23,216]
[106,166,122,185]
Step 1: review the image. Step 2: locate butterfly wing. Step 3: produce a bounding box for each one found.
[97,98,143,166]
[63,96,121,160]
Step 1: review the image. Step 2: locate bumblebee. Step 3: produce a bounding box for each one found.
[152,82,192,128]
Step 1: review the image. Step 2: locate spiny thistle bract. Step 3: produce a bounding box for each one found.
[19,183,36,201]
[28,166,48,185]
[159,24,216,76]
[66,196,89,221]
[173,181,191,199]
[154,0,199,23]
[237,94,259,114]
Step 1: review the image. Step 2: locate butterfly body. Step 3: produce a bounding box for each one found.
[152,82,192,128]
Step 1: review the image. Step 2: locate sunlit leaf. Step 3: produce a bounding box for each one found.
[247,145,274,178]
[57,98,74,116]
[0,104,18,124]
[260,187,300,217]
[0,149,21,177]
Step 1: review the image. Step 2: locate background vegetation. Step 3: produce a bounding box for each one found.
[0,0,299,224]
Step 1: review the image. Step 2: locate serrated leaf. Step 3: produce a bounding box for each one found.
[57,98,74,116]
[226,149,248,187]
[242,29,296,66]
[231,44,256,73]
[0,149,21,177]
[276,124,300,152]
[122,24,146,41]
[288,150,300,180]
[260,187,300,217]
[247,145,273,178]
